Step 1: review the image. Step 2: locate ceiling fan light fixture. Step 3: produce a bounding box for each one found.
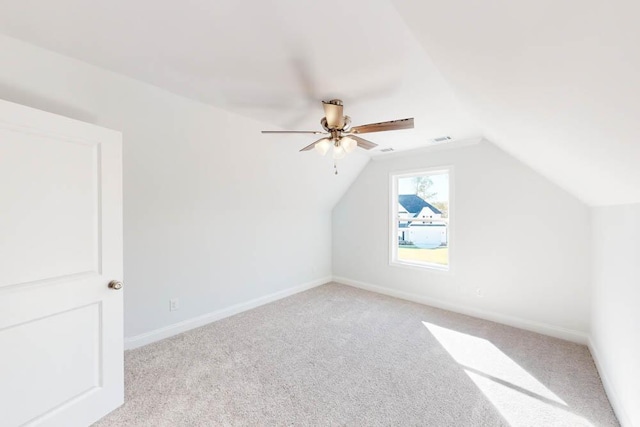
[314,138,331,156]
[341,136,357,153]
[332,144,346,160]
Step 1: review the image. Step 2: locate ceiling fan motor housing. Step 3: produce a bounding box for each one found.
[321,117,352,136]
[321,99,351,134]
[322,99,347,131]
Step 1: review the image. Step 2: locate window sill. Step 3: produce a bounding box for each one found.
[390,259,451,274]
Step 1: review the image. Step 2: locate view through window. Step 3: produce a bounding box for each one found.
[392,169,450,269]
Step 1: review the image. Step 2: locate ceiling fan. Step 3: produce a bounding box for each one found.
[262,99,414,172]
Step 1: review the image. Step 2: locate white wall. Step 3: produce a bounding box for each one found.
[591,203,640,427]
[332,140,592,340]
[0,34,369,339]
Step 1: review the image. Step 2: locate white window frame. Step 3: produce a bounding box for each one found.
[389,166,453,273]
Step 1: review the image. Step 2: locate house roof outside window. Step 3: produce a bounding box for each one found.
[398,194,441,216]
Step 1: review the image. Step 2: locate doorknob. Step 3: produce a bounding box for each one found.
[108,280,123,290]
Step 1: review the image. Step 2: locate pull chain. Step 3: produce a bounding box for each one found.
[334,161,338,175]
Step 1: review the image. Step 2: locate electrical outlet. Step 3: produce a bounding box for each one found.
[169,298,179,312]
[476,288,484,298]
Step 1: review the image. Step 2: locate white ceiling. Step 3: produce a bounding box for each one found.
[391,0,640,206]
[0,0,479,154]
[0,0,637,205]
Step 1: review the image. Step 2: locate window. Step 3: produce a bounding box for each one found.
[390,168,451,271]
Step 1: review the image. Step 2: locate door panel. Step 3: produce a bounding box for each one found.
[0,128,99,287]
[0,99,123,427]
[1,303,101,426]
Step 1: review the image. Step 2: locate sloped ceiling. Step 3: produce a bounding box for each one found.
[391,0,640,206]
[0,33,370,213]
[0,0,637,206]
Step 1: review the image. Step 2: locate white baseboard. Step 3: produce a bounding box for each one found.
[588,338,632,427]
[333,276,588,345]
[124,276,332,350]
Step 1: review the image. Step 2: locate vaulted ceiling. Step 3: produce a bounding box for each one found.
[391,0,640,206]
[0,0,637,206]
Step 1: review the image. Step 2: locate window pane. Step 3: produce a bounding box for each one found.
[396,172,449,267]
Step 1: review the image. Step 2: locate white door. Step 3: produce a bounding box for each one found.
[0,99,123,427]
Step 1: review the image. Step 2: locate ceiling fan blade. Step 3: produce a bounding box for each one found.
[322,100,345,129]
[261,130,327,134]
[350,118,414,134]
[300,137,330,152]
[349,135,378,150]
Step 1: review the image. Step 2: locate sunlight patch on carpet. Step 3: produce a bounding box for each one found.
[423,322,594,426]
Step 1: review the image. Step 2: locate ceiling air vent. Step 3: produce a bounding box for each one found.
[431,136,452,143]
[380,148,394,152]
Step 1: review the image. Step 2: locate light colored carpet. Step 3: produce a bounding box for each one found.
[95,283,617,426]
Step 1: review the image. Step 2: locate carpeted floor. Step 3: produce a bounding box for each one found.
[95,283,618,426]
